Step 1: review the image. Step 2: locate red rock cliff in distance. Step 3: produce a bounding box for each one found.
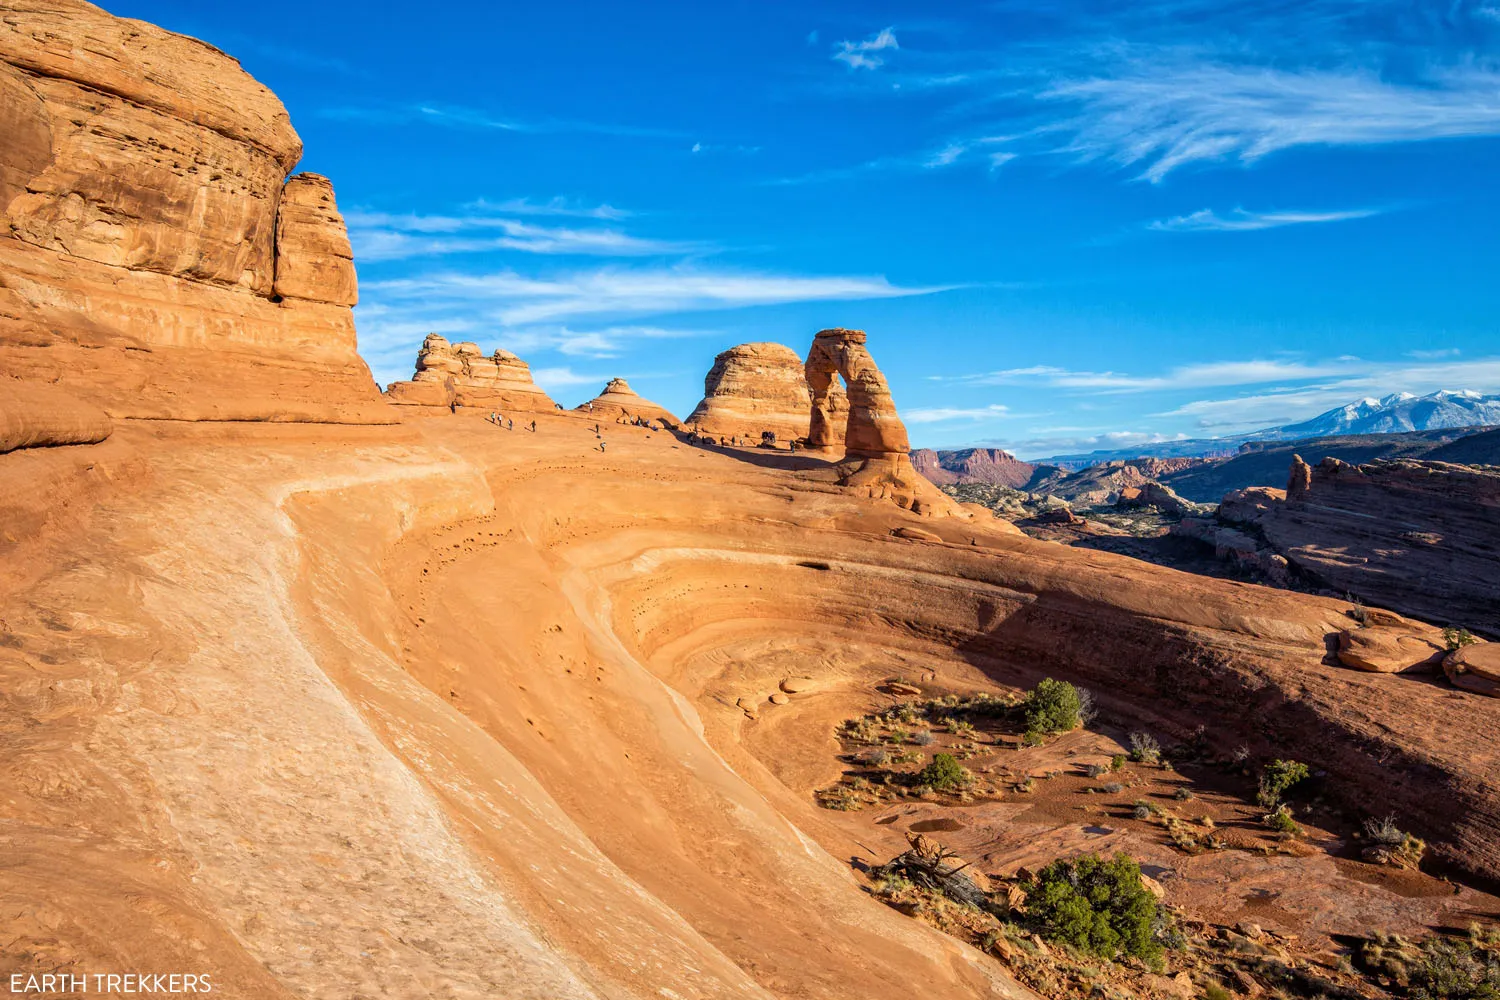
[911,448,1038,488]
[0,0,390,423]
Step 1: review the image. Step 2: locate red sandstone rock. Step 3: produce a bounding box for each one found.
[273,173,357,307]
[0,0,388,423]
[686,342,820,443]
[385,335,557,411]
[1444,643,1500,698]
[0,379,110,453]
[911,448,1037,488]
[577,377,678,426]
[1335,627,1445,673]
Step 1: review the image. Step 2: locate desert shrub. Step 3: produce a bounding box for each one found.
[1076,687,1098,726]
[1085,763,1108,779]
[917,753,971,792]
[1257,759,1310,808]
[1110,754,1127,772]
[1026,852,1167,966]
[860,747,888,766]
[1363,815,1427,869]
[1102,782,1124,794]
[892,702,922,725]
[1023,678,1083,738]
[1173,787,1194,801]
[1410,937,1500,999]
[912,730,935,746]
[1202,984,1233,1000]
[1364,814,1405,846]
[1128,732,1161,764]
[1132,803,1152,821]
[1444,627,1480,651]
[1264,804,1300,835]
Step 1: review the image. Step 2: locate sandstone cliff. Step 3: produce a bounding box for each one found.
[576,377,678,426]
[385,334,558,411]
[912,448,1039,488]
[0,0,389,424]
[1197,457,1500,637]
[687,341,822,443]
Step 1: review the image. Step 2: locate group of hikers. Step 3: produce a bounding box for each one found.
[486,412,537,432]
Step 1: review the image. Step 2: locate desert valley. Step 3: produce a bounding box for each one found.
[2,3,1499,999]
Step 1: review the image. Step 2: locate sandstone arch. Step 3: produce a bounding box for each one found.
[805,328,910,458]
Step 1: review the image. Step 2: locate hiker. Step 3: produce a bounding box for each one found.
[599,440,606,452]
[507,417,514,430]
[529,420,537,432]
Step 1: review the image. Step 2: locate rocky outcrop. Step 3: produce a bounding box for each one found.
[0,379,111,453]
[1286,454,1312,500]
[576,378,678,426]
[273,173,357,307]
[1445,643,1500,698]
[686,342,821,443]
[384,335,557,411]
[911,448,1039,488]
[1223,458,1500,637]
[1115,481,1209,518]
[0,0,389,423]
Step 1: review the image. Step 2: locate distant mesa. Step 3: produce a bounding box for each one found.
[0,2,390,424]
[384,334,558,412]
[911,448,1037,489]
[576,377,679,427]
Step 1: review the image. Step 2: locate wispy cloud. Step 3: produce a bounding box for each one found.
[470,197,630,220]
[834,27,899,70]
[1407,347,1462,359]
[1044,64,1500,182]
[499,325,709,359]
[1148,206,1384,232]
[930,359,1348,393]
[343,209,703,261]
[800,3,1500,183]
[365,266,954,325]
[318,102,686,139]
[905,404,1013,424]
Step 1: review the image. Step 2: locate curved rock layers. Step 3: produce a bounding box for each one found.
[576,377,678,426]
[686,342,823,443]
[385,335,558,412]
[0,0,388,423]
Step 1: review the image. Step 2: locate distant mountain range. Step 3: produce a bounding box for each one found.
[1029,389,1500,466]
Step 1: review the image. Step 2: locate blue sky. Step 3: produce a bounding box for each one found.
[122,0,1500,458]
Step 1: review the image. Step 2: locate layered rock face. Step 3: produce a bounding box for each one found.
[0,0,388,423]
[385,334,558,411]
[912,448,1038,488]
[686,342,826,443]
[576,377,678,426]
[1214,458,1500,636]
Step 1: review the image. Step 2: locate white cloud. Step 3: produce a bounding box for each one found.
[931,359,1347,392]
[1042,63,1500,182]
[1149,206,1383,232]
[501,325,709,359]
[344,210,703,261]
[834,27,899,70]
[470,197,629,220]
[364,266,954,325]
[905,404,1012,424]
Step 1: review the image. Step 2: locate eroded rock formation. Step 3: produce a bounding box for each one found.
[686,341,832,443]
[0,0,388,423]
[1213,457,1500,637]
[803,328,952,513]
[385,334,558,411]
[911,448,1038,488]
[576,377,678,426]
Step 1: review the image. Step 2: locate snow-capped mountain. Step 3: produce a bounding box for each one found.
[1270,390,1500,438]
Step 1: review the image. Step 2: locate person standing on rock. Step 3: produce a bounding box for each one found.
[529,420,537,432]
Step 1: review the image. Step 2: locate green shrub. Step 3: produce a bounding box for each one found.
[1023,678,1083,739]
[1264,804,1300,835]
[917,753,971,792]
[1257,759,1309,808]
[1410,937,1500,999]
[1110,754,1127,772]
[1026,852,1166,967]
[1444,627,1479,651]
